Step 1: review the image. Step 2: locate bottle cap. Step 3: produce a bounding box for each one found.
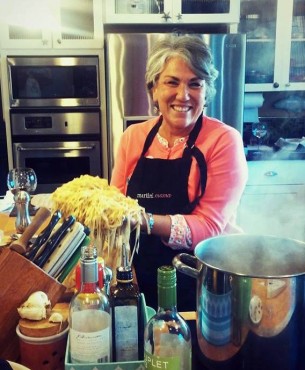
[116,266,133,283]
[157,265,176,288]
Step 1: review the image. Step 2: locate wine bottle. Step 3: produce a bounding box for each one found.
[144,265,192,370]
[69,245,111,364]
[110,243,144,361]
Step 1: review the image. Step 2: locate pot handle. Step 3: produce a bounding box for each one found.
[172,253,200,279]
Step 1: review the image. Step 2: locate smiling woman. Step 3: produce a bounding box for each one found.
[110,33,248,312]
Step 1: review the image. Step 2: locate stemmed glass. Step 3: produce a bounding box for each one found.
[7,167,37,195]
[252,122,267,151]
[7,168,37,233]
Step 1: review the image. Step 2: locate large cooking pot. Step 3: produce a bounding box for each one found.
[173,234,305,370]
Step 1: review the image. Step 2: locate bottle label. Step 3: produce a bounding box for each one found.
[70,310,111,363]
[144,350,181,369]
[114,305,139,361]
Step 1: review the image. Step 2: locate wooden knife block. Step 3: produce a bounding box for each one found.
[0,248,66,361]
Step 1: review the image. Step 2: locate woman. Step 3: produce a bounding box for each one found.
[110,33,248,311]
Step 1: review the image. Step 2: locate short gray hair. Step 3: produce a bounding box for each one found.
[145,33,219,105]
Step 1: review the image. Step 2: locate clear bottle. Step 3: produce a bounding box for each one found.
[69,245,111,364]
[144,265,192,370]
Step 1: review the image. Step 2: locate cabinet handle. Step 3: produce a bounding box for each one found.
[17,145,95,151]
[264,171,278,177]
[57,39,62,44]
[273,82,279,88]
[285,82,291,87]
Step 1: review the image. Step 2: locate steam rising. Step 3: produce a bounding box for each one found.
[195,234,305,278]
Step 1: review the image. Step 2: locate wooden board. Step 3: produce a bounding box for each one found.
[0,248,66,361]
[19,303,69,338]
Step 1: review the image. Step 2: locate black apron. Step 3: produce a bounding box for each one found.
[127,115,207,311]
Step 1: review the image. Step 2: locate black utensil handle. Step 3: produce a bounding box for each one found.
[35,215,75,268]
[25,210,62,261]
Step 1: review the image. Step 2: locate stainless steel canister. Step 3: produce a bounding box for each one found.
[173,234,305,370]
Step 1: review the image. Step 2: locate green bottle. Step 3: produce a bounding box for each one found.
[144,265,192,370]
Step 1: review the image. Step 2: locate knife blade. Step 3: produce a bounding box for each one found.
[25,210,62,261]
[56,235,91,283]
[34,215,76,268]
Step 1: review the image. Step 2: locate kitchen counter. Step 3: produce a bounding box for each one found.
[245,146,305,161]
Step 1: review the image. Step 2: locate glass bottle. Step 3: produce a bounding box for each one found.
[69,245,111,364]
[110,243,143,361]
[144,265,192,370]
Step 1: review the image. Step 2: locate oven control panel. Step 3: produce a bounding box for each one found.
[24,116,52,130]
[10,111,100,136]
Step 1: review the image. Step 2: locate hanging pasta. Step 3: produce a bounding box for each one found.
[51,175,144,269]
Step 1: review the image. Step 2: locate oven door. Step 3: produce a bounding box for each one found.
[13,141,101,193]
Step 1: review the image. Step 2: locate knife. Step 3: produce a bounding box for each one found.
[43,221,86,277]
[34,215,76,268]
[25,210,62,261]
[10,207,51,254]
[56,235,91,283]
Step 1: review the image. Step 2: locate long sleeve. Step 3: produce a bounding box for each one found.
[185,120,248,248]
[111,116,248,250]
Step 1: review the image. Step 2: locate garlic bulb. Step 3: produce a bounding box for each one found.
[49,312,63,323]
[17,291,51,321]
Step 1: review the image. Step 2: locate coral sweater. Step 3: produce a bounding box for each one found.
[111,115,248,249]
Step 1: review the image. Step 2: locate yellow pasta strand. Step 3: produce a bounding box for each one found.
[51,175,144,269]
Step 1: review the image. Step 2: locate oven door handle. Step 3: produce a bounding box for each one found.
[17,145,96,151]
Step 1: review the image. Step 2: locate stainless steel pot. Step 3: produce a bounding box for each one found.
[173,234,305,370]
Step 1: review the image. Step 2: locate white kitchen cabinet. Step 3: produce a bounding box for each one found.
[103,0,239,24]
[240,0,305,92]
[0,0,103,49]
[237,160,305,242]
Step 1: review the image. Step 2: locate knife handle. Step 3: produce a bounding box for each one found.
[35,215,76,268]
[25,210,62,261]
[10,207,51,254]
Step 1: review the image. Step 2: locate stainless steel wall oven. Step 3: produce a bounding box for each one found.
[11,109,102,193]
[7,55,103,193]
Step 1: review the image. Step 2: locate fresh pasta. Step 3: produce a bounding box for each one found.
[51,175,144,268]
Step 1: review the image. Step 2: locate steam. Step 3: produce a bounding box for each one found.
[195,234,305,278]
[238,163,305,243]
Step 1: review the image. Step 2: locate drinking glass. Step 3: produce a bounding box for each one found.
[7,167,37,195]
[252,122,267,151]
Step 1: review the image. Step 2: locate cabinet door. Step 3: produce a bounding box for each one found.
[288,0,305,86]
[173,0,239,24]
[53,0,103,49]
[241,0,305,92]
[0,0,54,49]
[0,0,103,49]
[104,0,239,24]
[103,0,169,23]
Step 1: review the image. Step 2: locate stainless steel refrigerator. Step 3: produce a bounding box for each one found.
[105,33,246,175]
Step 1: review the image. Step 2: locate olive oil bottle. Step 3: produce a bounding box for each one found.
[110,244,144,361]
